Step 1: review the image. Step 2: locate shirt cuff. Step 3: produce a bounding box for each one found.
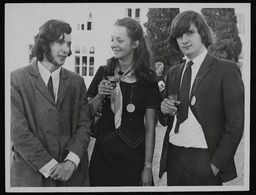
[39,158,58,178]
[64,151,80,170]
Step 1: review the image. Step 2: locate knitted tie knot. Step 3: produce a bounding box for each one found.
[186,60,193,68]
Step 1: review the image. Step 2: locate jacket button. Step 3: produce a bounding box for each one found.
[46,130,51,134]
[48,108,54,112]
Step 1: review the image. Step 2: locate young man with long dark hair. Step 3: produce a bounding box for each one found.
[11,19,90,187]
[159,10,244,186]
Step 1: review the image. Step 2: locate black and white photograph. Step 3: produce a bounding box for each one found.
[5,2,251,193]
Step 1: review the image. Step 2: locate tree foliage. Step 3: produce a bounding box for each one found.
[201,8,242,63]
[144,8,183,73]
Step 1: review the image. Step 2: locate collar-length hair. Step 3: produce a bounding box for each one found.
[169,10,214,52]
[31,19,72,61]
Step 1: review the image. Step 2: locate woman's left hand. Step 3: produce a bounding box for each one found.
[141,167,153,186]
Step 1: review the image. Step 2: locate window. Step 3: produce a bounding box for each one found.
[89,47,95,54]
[89,57,94,76]
[125,8,140,22]
[135,8,141,23]
[135,8,140,18]
[89,49,95,76]
[126,8,132,17]
[75,56,80,74]
[89,67,94,76]
[87,21,92,30]
[82,56,87,76]
[78,11,93,31]
[82,56,87,65]
[75,56,80,65]
[89,56,94,65]
[74,45,95,77]
[87,12,93,31]
[74,45,81,74]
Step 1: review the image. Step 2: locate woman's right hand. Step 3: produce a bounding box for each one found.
[98,79,114,97]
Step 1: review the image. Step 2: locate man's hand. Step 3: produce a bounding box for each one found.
[49,160,76,182]
[211,164,220,176]
[161,98,179,116]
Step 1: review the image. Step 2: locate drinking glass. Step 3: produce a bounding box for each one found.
[107,76,117,89]
[168,94,178,115]
[106,75,117,98]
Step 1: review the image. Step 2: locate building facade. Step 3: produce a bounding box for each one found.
[23,4,247,88]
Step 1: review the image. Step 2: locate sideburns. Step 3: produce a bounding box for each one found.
[44,49,55,64]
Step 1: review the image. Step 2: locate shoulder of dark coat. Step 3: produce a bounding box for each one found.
[166,61,184,75]
[211,55,239,71]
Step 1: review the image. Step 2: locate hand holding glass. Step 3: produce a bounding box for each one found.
[107,76,117,89]
[168,94,179,116]
[106,76,117,98]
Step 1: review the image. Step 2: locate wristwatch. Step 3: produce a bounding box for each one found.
[144,162,153,169]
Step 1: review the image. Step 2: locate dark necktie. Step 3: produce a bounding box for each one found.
[174,61,193,133]
[47,76,55,100]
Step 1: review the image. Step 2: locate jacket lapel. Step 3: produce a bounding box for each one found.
[30,60,56,105]
[168,61,185,97]
[57,68,70,106]
[177,62,186,97]
[165,62,185,133]
[190,53,213,96]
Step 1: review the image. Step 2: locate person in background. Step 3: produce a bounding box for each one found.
[11,19,91,186]
[87,17,161,186]
[155,61,165,95]
[158,10,244,186]
[155,61,164,78]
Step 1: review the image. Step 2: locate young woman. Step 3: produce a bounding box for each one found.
[87,17,161,186]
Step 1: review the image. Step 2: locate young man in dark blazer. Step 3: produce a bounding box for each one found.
[11,20,91,186]
[159,10,244,185]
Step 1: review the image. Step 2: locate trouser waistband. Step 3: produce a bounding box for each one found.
[168,142,208,152]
